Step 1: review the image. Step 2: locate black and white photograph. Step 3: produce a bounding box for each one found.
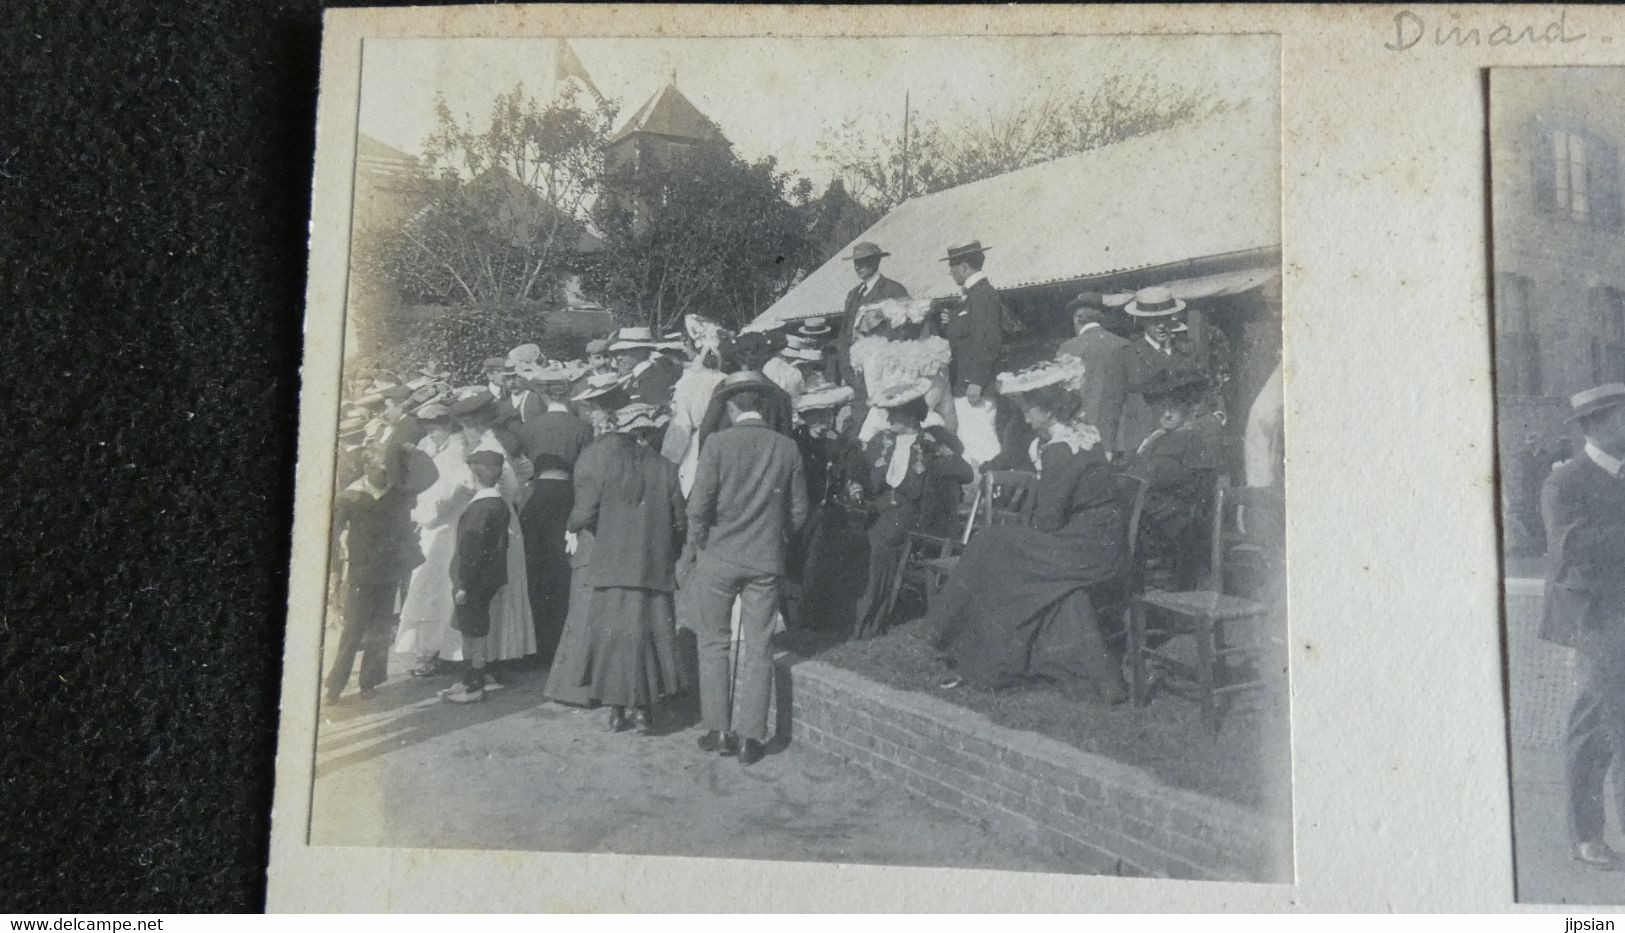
[302,32,1289,883]
[1494,66,1625,905]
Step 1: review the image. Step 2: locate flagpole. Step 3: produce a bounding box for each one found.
[900,91,911,203]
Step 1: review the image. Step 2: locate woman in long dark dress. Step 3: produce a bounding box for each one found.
[791,386,870,631]
[543,377,625,707]
[851,380,973,639]
[928,363,1131,702]
[569,403,689,733]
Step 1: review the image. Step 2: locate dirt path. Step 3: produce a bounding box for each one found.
[309,657,1107,875]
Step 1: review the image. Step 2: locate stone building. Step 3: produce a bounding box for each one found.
[1492,69,1625,551]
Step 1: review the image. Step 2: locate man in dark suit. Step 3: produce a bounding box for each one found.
[1542,383,1625,870]
[685,387,809,766]
[514,367,595,658]
[941,241,1005,406]
[1119,286,1203,454]
[836,241,910,424]
[609,327,679,406]
[1057,292,1131,458]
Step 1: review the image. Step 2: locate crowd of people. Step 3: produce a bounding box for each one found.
[323,239,1264,766]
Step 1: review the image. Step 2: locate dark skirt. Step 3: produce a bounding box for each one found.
[851,502,914,640]
[521,478,574,658]
[583,586,687,708]
[930,521,1128,698]
[798,503,871,633]
[544,531,597,706]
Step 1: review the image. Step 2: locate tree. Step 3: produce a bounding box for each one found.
[588,150,813,332]
[353,82,617,310]
[822,75,1233,213]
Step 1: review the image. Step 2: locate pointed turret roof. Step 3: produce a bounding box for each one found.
[608,81,728,147]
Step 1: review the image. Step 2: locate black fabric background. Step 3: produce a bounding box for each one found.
[2,1,352,911]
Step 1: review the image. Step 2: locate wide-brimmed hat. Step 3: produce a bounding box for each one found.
[1140,369,1209,405]
[414,402,453,421]
[530,360,585,386]
[612,402,672,434]
[1566,383,1625,422]
[793,384,855,413]
[448,387,499,417]
[780,345,824,363]
[465,449,506,470]
[941,241,990,263]
[480,356,509,372]
[508,343,542,365]
[798,318,832,338]
[1125,286,1187,318]
[606,326,660,352]
[403,381,450,412]
[571,371,627,402]
[721,371,774,391]
[870,379,932,410]
[845,241,890,263]
[337,414,369,443]
[997,357,1087,397]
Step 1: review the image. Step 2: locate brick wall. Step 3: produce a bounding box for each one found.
[780,657,1290,882]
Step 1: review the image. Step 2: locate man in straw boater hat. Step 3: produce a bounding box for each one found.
[940,240,1006,409]
[1118,285,1202,455]
[836,242,911,419]
[1541,382,1625,870]
[607,326,680,408]
[685,380,809,766]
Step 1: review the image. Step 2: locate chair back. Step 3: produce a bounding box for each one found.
[1114,473,1151,563]
[979,469,1040,527]
[1201,472,1234,592]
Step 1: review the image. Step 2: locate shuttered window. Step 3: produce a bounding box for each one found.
[1534,121,1624,230]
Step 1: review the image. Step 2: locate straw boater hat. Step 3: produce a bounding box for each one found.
[571,371,626,402]
[845,241,890,263]
[403,381,450,413]
[870,379,932,410]
[781,345,824,364]
[481,356,509,373]
[414,402,452,421]
[798,318,833,338]
[508,343,542,366]
[793,384,855,413]
[1566,383,1625,422]
[613,403,672,433]
[996,357,1087,397]
[337,414,369,444]
[606,326,661,352]
[941,241,991,263]
[1125,286,1187,318]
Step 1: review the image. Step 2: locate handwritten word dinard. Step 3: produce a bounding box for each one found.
[1385,9,1592,51]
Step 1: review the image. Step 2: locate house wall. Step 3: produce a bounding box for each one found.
[1493,70,1625,551]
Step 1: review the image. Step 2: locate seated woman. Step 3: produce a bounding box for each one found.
[928,359,1130,703]
[851,380,973,640]
[1123,372,1224,591]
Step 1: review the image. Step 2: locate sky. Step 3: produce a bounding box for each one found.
[356,34,1277,189]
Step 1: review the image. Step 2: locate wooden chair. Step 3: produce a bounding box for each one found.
[909,470,1042,612]
[1126,473,1278,734]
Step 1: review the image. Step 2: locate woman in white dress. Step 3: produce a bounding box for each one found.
[847,298,955,444]
[660,315,728,496]
[444,390,538,678]
[394,403,472,675]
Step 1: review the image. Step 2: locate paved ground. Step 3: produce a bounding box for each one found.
[309,652,1094,874]
[1511,746,1625,906]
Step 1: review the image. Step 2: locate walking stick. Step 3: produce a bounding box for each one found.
[726,595,742,736]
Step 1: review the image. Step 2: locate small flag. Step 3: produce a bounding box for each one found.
[555,39,603,102]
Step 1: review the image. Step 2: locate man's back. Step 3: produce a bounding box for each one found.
[1543,455,1625,646]
[1059,327,1130,443]
[688,420,808,575]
